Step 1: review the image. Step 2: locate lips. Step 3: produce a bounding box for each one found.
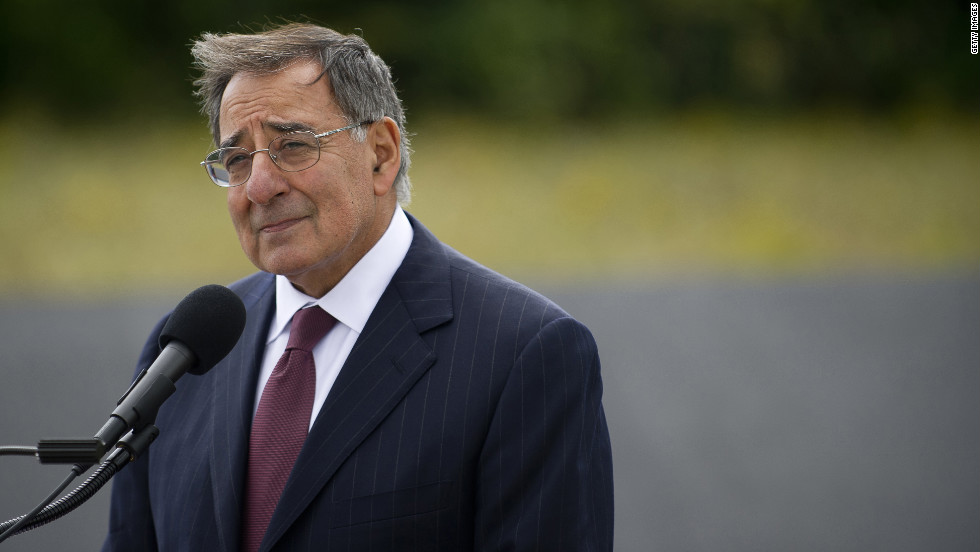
[258,216,306,233]
[250,201,314,234]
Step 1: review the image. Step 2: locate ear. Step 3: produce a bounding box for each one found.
[369,117,401,198]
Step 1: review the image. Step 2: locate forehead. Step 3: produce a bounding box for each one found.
[218,60,337,145]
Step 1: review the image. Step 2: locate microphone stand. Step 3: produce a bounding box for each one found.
[0,438,105,465]
[0,342,180,543]
[0,423,160,543]
[0,283,245,544]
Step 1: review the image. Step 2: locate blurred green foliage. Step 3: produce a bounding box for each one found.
[0,0,974,121]
[0,2,976,294]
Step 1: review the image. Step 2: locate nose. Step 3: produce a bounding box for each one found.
[245,151,290,205]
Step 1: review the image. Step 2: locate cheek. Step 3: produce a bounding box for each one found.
[227,191,253,239]
[227,189,246,221]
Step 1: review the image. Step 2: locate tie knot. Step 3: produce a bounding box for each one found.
[286,306,334,352]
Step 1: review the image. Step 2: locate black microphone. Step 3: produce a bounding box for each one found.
[0,285,246,540]
[91,284,246,453]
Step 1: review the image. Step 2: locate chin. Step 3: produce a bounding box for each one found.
[259,258,311,278]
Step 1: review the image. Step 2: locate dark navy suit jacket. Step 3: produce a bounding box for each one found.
[103,215,614,551]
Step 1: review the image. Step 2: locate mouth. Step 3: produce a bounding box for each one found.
[259,216,306,234]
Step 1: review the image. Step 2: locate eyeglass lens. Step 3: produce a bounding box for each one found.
[204,131,322,187]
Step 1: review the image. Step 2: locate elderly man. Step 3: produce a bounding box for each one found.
[103,23,613,552]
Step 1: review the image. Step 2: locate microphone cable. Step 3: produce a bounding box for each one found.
[0,463,86,544]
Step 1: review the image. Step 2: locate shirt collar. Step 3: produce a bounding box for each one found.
[267,206,414,343]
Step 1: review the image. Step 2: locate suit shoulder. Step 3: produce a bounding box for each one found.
[443,245,576,329]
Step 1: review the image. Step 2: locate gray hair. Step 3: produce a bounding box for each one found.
[191,23,412,203]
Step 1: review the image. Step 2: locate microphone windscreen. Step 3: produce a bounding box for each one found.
[159,284,247,375]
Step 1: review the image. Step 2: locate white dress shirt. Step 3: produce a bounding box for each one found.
[252,207,414,429]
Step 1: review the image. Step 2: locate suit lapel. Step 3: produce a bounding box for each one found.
[209,274,276,552]
[262,215,454,550]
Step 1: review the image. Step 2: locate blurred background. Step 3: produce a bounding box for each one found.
[0,1,977,550]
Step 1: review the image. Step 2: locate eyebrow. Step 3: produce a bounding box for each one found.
[219,121,318,149]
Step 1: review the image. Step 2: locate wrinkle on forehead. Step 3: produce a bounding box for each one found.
[218,60,337,148]
[220,120,320,149]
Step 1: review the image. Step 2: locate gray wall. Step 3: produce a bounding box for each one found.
[1,272,978,551]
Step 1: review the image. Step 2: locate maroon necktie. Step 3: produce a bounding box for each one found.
[242,306,334,552]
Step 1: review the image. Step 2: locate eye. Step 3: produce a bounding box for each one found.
[276,132,317,152]
[223,151,250,168]
[279,139,311,151]
[272,133,319,169]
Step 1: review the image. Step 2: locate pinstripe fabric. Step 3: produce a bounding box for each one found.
[103,213,614,552]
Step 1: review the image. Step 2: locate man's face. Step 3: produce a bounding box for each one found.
[219,60,398,297]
